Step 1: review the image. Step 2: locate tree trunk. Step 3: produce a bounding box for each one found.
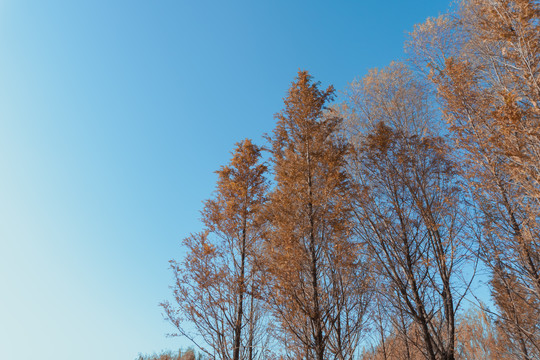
[233,215,248,360]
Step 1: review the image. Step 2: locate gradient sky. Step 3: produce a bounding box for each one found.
[0,1,452,359]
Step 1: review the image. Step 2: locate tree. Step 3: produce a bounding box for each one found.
[454,307,511,360]
[407,1,540,357]
[360,290,422,360]
[162,139,271,360]
[351,123,465,360]
[343,62,436,139]
[136,348,203,360]
[343,62,470,360]
[262,71,369,360]
[360,321,426,360]
[364,306,513,360]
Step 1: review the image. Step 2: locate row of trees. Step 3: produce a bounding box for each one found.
[161,0,540,359]
[137,349,202,360]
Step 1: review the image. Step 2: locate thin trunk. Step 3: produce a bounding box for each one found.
[498,266,531,360]
[500,181,540,295]
[399,306,411,360]
[233,214,248,360]
[404,245,437,360]
[441,276,455,360]
[307,144,324,360]
[434,230,455,360]
[248,283,255,360]
[378,307,388,360]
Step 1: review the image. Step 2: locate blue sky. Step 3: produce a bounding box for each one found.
[0,1,452,359]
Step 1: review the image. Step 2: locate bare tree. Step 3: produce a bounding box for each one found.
[351,122,465,360]
[342,63,470,360]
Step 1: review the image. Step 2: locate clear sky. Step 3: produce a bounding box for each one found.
[0,1,452,359]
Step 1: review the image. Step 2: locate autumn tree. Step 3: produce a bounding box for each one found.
[360,290,422,360]
[364,306,511,360]
[263,71,369,360]
[136,348,203,360]
[342,63,470,360]
[360,321,426,360]
[343,62,436,139]
[454,306,513,360]
[407,1,540,357]
[162,139,271,360]
[352,123,465,360]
